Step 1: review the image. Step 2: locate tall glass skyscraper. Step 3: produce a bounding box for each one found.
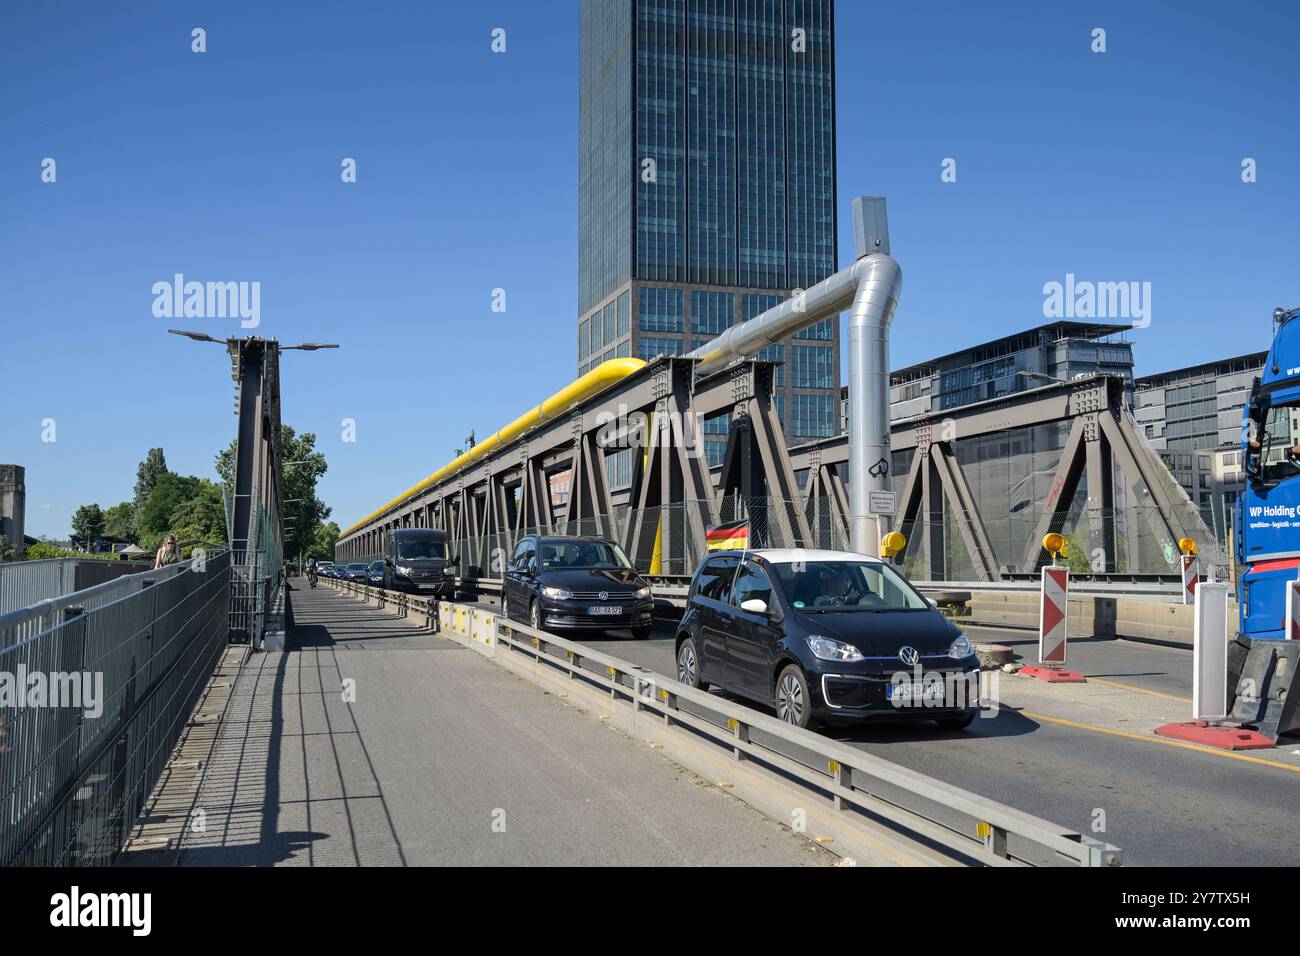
[578,0,840,461]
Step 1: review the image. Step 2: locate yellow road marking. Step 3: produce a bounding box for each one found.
[1018,710,1300,775]
[1083,676,1191,703]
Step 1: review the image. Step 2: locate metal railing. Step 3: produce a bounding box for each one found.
[0,559,78,617]
[0,560,198,652]
[324,576,1122,867]
[0,551,231,866]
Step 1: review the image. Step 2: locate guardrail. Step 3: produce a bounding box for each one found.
[324,577,1122,867]
[1,551,232,866]
[0,559,78,617]
[0,559,202,651]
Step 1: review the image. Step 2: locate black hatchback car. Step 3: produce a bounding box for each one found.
[501,535,654,639]
[675,549,980,729]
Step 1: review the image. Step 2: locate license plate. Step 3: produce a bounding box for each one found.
[587,605,621,615]
[418,583,440,590]
[888,681,945,703]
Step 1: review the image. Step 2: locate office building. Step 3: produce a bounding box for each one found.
[1132,351,1267,532]
[838,321,1137,431]
[578,0,840,464]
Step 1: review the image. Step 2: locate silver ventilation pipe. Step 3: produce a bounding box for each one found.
[685,197,902,556]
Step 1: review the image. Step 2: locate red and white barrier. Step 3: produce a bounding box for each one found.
[1039,565,1068,664]
[1181,554,1199,605]
[1021,565,1086,683]
[1287,579,1300,641]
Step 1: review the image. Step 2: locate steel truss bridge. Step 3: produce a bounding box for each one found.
[336,363,1219,585]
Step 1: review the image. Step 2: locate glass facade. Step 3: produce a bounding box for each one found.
[692,290,734,336]
[579,0,840,452]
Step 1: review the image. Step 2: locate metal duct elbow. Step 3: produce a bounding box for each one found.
[845,253,903,556]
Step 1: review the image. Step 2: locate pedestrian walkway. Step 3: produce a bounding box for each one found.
[123,583,830,866]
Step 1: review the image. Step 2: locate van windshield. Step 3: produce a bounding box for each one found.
[539,540,632,570]
[771,560,929,612]
[397,538,445,559]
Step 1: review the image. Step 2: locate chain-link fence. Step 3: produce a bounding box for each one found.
[228,492,282,645]
[0,551,231,866]
[894,504,1227,582]
[441,493,1226,584]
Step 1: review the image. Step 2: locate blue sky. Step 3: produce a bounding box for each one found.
[2,0,1297,539]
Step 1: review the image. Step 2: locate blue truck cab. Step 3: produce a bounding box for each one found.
[1238,308,1300,639]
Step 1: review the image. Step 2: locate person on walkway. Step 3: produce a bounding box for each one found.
[153,534,180,569]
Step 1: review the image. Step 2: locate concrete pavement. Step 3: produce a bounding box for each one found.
[126,584,832,867]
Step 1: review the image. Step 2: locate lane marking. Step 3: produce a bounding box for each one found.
[1017,709,1300,774]
[1082,676,1191,703]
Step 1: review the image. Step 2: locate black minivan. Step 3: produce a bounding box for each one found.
[381,528,457,599]
[501,535,654,639]
[674,549,981,729]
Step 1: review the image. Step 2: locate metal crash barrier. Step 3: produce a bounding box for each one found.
[324,577,1122,867]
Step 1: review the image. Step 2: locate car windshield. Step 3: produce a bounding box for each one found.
[539,540,632,570]
[397,538,445,559]
[370,562,383,571]
[1255,401,1300,483]
[348,563,367,571]
[771,560,929,613]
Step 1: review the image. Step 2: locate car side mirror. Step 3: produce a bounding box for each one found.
[740,598,769,615]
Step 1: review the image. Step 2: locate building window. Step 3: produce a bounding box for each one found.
[692,290,734,336]
[590,309,605,353]
[741,293,783,321]
[792,345,834,389]
[791,394,834,438]
[617,291,630,337]
[638,336,684,361]
[794,318,834,341]
[639,287,683,333]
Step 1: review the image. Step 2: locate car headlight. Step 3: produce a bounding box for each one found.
[948,634,974,659]
[395,565,412,576]
[634,585,651,599]
[806,635,865,662]
[541,586,573,600]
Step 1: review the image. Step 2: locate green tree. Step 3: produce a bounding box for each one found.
[217,425,330,564]
[308,521,340,561]
[103,501,137,542]
[168,479,226,543]
[0,535,15,562]
[71,503,106,550]
[133,448,169,516]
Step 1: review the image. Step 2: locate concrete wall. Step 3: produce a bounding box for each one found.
[959,589,1204,647]
[0,464,25,558]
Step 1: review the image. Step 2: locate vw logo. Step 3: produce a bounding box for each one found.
[898,646,920,666]
[599,590,609,601]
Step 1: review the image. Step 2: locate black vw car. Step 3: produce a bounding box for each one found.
[674,549,981,729]
[501,535,654,639]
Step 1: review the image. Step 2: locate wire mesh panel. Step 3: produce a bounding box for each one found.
[0,551,231,866]
[0,559,77,617]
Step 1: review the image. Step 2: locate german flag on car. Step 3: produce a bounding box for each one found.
[706,522,750,551]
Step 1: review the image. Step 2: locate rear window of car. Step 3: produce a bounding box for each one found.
[693,556,739,602]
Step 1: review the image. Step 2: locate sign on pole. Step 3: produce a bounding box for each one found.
[1039,565,1069,664]
[1192,581,1229,721]
[868,490,896,515]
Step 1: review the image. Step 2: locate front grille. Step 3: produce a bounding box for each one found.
[566,590,635,601]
